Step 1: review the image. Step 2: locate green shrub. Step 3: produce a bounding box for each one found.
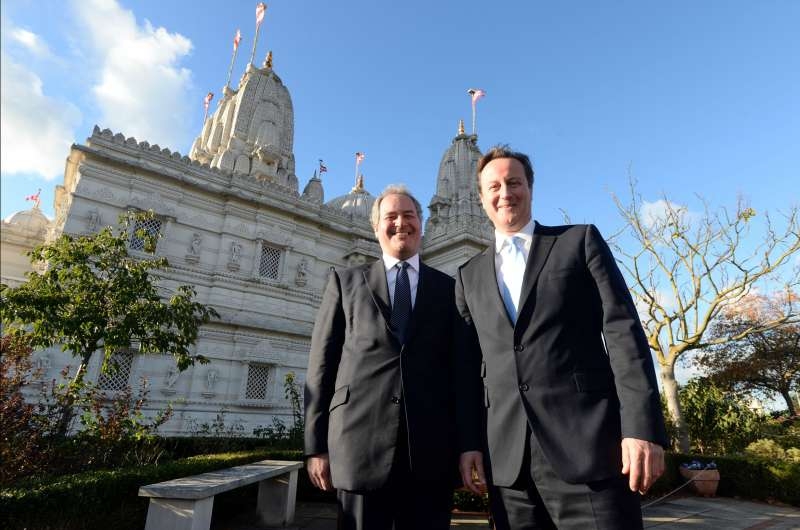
[0,449,302,530]
[679,378,765,455]
[745,439,787,460]
[648,453,800,506]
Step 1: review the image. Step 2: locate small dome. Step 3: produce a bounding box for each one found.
[4,207,51,236]
[326,176,375,219]
[302,174,324,204]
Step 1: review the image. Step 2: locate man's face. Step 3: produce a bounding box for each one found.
[478,157,532,235]
[374,193,422,260]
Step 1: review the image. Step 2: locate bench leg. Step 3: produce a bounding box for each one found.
[256,469,298,526]
[144,496,214,530]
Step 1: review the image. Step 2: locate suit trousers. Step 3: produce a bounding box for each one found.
[336,407,453,530]
[492,427,643,530]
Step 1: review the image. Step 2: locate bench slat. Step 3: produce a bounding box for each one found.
[138,459,303,500]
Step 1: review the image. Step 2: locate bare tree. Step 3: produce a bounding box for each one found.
[610,181,799,452]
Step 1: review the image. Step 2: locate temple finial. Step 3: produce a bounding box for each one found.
[264,50,273,69]
[458,119,465,136]
[352,174,365,192]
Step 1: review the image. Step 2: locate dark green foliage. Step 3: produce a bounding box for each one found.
[0,210,218,435]
[646,453,800,506]
[452,489,490,513]
[678,378,765,454]
[0,449,303,530]
[251,372,304,449]
[1,336,172,485]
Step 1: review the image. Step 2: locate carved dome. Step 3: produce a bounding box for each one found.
[326,176,375,219]
[4,207,51,237]
[189,59,297,190]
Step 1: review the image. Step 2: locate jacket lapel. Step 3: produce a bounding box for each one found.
[364,260,392,328]
[480,246,514,327]
[517,222,556,318]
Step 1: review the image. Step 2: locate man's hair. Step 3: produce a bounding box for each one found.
[476,145,535,191]
[370,184,424,228]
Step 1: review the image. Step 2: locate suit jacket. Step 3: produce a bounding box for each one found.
[304,259,458,491]
[455,222,667,486]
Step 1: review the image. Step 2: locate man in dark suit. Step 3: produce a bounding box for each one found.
[304,185,458,530]
[456,146,668,529]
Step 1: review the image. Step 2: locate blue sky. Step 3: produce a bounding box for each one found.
[2,0,798,233]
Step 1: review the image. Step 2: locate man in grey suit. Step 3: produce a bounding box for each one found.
[456,146,668,529]
[304,185,458,530]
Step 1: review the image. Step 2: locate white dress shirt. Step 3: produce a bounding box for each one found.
[494,219,534,302]
[382,253,420,309]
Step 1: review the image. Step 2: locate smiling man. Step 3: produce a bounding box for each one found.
[304,185,459,530]
[455,145,668,529]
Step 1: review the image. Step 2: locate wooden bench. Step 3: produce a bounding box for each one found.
[138,459,303,530]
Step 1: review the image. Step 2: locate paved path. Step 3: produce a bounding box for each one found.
[217,496,800,529]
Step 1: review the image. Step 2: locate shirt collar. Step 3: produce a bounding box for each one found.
[494,219,535,254]
[382,253,420,273]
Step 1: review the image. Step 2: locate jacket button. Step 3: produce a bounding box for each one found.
[514,344,524,352]
[391,396,401,404]
[519,383,529,392]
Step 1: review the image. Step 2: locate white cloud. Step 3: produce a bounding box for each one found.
[9,27,52,58]
[640,199,692,229]
[72,0,194,152]
[0,52,81,179]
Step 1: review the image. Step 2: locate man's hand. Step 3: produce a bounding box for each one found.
[307,453,334,491]
[459,450,487,495]
[621,438,664,494]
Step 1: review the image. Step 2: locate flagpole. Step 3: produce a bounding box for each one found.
[249,25,260,65]
[472,101,477,136]
[354,159,359,188]
[226,31,241,88]
[250,3,267,65]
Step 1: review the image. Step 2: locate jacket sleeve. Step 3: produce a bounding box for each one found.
[454,266,487,453]
[304,268,346,456]
[584,224,669,448]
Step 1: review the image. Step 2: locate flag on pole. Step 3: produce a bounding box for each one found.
[355,152,365,164]
[256,2,267,26]
[25,189,41,202]
[318,159,328,173]
[467,88,486,135]
[203,92,214,122]
[468,88,486,105]
[233,29,242,51]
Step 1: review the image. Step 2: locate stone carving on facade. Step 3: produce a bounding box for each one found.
[162,365,180,395]
[34,354,51,375]
[185,233,202,264]
[202,368,219,398]
[295,258,308,286]
[86,209,101,232]
[227,240,242,271]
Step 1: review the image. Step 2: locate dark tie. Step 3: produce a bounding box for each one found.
[390,261,412,344]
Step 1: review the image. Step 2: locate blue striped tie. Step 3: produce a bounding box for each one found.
[391,261,412,344]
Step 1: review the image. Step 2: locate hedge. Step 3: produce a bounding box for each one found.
[0,449,303,530]
[452,452,800,511]
[3,450,797,529]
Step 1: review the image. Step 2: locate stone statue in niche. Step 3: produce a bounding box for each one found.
[230,241,242,263]
[34,354,51,375]
[87,209,100,231]
[206,369,218,390]
[185,233,202,264]
[164,365,180,388]
[189,233,201,255]
[295,258,308,286]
